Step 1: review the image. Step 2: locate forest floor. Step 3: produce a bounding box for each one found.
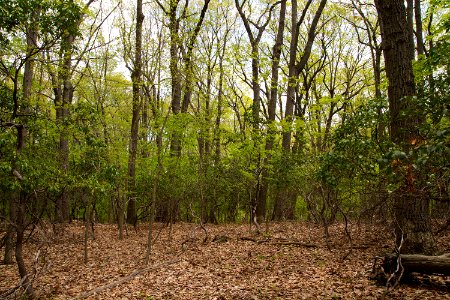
[1,221,450,299]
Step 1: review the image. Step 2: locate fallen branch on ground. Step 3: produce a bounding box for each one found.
[239,236,318,248]
[271,241,318,248]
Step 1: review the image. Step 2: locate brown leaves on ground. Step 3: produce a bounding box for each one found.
[1,222,449,299]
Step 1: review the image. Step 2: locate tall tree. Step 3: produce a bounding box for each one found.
[375,0,436,254]
[46,0,95,223]
[235,0,280,224]
[155,0,211,222]
[274,0,327,220]
[259,0,287,224]
[156,0,211,157]
[126,0,144,225]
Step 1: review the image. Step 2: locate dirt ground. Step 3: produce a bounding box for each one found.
[1,221,450,299]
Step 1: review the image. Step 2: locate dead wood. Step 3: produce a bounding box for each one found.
[76,258,181,299]
[271,241,318,248]
[383,253,450,276]
[239,236,318,248]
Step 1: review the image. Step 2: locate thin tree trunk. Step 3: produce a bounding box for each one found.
[414,0,425,56]
[126,0,144,226]
[275,0,326,220]
[15,194,35,299]
[235,0,278,223]
[260,0,286,223]
[3,197,16,264]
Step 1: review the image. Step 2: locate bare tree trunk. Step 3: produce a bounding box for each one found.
[55,32,76,224]
[168,0,182,158]
[414,0,425,56]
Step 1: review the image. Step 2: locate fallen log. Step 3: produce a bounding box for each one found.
[383,253,450,276]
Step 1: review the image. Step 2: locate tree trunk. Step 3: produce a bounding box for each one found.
[55,32,76,224]
[169,0,182,158]
[259,0,287,223]
[126,0,144,226]
[414,0,425,57]
[3,195,16,264]
[15,194,35,299]
[235,0,279,223]
[375,0,435,255]
[275,0,326,220]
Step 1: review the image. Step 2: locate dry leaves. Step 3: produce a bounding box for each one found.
[1,222,449,299]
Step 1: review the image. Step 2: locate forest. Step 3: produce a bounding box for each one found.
[0,0,449,298]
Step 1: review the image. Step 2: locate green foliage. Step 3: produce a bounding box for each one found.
[319,97,389,188]
[0,0,84,47]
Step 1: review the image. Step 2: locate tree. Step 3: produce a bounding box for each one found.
[44,0,95,223]
[273,0,327,220]
[155,0,211,222]
[259,0,287,225]
[125,0,144,226]
[375,0,436,254]
[235,0,280,224]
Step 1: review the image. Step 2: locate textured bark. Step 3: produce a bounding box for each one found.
[375,0,435,255]
[55,33,75,224]
[168,0,182,157]
[126,0,144,225]
[406,0,416,61]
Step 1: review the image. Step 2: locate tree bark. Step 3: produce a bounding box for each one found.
[181,0,211,114]
[375,0,435,255]
[168,0,182,158]
[126,0,144,226]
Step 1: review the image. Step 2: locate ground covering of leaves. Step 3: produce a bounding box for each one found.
[1,221,450,299]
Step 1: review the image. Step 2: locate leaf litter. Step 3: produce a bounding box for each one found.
[1,222,449,299]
